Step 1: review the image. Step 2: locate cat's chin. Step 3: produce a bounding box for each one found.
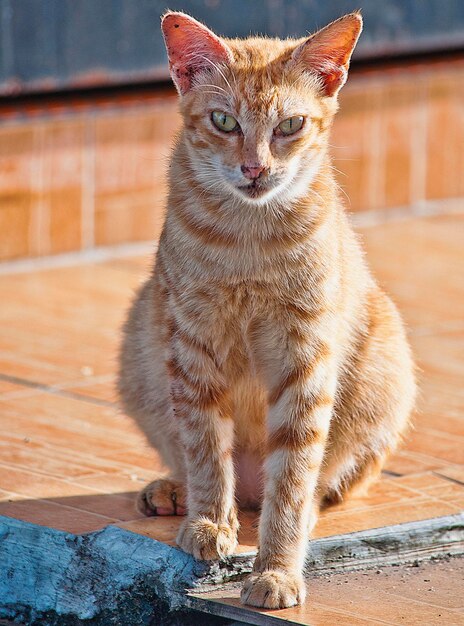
[235,181,280,203]
[238,184,268,199]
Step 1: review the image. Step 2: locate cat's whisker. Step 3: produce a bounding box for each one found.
[202,56,234,94]
[327,164,348,178]
[199,83,229,95]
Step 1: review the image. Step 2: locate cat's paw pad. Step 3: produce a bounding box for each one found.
[241,571,306,609]
[176,516,238,560]
[137,479,187,516]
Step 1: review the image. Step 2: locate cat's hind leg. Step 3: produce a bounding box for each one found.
[138,478,187,516]
[318,289,416,507]
[119,278,188,516]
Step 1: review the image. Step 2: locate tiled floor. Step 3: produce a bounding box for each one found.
[0,210,463,542]
[192,557,464,625]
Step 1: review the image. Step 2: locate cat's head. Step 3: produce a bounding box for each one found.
[162,12,361,205]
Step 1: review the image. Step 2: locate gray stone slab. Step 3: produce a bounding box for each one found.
[1,512,463,625]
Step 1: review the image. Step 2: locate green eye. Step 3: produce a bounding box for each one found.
[211,111,239,133]
[277,116,305,136]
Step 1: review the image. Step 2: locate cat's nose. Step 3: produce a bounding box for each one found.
[241,164,268,180]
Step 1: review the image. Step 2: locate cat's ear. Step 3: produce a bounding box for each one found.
[291,13,362,97]
[161,12,232,96]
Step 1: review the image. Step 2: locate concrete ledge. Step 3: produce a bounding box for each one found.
[0,516,221,625]
[1,513,463,625]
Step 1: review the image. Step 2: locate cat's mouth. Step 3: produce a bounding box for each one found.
[238,180,271,199]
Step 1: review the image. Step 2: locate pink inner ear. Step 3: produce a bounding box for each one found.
[162,13,232,95]
[292,13,362,97]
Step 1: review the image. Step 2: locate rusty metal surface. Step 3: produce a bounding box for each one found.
[1,0,464,96]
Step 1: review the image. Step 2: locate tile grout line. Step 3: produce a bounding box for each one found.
[0,372,116,407]
[0,431,160,478]
[0,200,462,274]
[1,489,123,523]
[433,472,464,487]
[3,491,122,523]
[351,195,464,228]
[322,478,464,520]
[308,600,400,626]
[409,80,428,205]
[39,498,124,522]
[418,425,464,443]
[0,240,157,275]
[81,114,96,250]
[0,460,144,498]
[0,455,146,487]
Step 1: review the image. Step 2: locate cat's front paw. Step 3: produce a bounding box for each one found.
[176,515,238,560]
[241,570,306,609]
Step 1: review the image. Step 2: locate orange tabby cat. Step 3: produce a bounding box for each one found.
[118,11,416,609]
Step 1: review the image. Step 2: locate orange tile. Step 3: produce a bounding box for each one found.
[48,189,83,253]
[332,111,368,212]
[119,510,259,554]
[0,463,96,499]
[306,568,464,623]
[64,377,118,403]
[73,474,147,494]
[361,214,464,331]
[403,428,464,466]
[385,450,451,475]
[0,264,140,386]
[0,409,138,461]
[435,466,464,484]
[0,496,116,534]
[0,379,28,394]
[102,254,153,274]
[383,91,415,208]
[194,558,464,625]
[93,108,178,247]
[41,119,85,254]
[333,82,385,212]
[119,516,183,547]
[391,471,464,504]
[193,589,385,625]
[305,570,463,625]
[0,125,35,259]
[50,492,142,522]
[0,431,147,480]
[2,62,464,264]
[393,471,458,492]
[121,492,458,549]
[415,411,464,439]
[0,210,463,543]
[315,497,458,538]
[99,447,168,473]
[0,392,145,447]
[0,439,114,480]
[425,74,464,200]
[0,203,33,260]
[318,477,418,514]
[94,188,166,245]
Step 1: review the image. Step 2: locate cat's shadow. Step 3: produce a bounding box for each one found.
[0,491,260,552]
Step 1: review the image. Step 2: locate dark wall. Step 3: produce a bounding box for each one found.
[1,0,464,96]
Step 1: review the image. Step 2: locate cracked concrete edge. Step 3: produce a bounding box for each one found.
[304,512,464,575]
[0,516,210,625]
[1,513,463,625]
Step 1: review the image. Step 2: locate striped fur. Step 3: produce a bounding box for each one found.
[118,11,416,609]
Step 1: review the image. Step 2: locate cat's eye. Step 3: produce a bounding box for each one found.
[277,116,305,136]
[211,111,239,133]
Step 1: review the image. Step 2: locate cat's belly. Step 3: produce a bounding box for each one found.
[234,450,264,509]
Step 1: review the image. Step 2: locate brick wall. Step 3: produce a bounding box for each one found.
[0,58,463,261]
